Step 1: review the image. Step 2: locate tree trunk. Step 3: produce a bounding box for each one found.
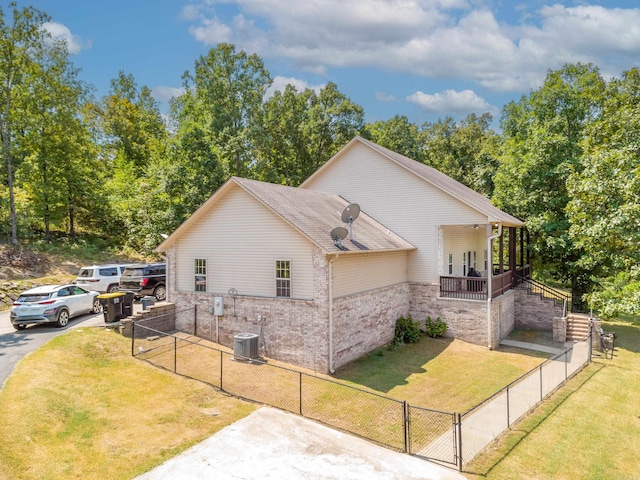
[0,118,17,245]
[68,191,75,240]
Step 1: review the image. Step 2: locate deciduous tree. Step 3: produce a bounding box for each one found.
[494,63,605,310]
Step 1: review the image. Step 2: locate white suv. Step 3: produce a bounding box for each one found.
[75,264,132,293]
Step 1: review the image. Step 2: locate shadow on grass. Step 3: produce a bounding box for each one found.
[334,335,452,393]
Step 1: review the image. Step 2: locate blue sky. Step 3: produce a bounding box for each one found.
[5,0,640,126]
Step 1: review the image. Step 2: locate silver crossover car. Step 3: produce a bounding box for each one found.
[10,284,102,330]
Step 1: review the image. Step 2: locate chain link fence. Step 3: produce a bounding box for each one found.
[131,320,592,471]
[459,333,592,465]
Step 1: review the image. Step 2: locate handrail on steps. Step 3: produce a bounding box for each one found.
[513,273,572,312]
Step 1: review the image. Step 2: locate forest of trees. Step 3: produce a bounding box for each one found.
[1,5,638,317]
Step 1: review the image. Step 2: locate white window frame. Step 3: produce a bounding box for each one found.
[275,260,291,298]
[448,253,453,275]
[194,258,207,292]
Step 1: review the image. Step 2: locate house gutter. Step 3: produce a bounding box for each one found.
[487,222,502,349]
[328,254,339,374]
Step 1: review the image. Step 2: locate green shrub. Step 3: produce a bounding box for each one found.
[425,316,447,338]
[392,315,421,347]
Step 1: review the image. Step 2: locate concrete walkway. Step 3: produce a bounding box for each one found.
[499,339,563,354]
[136,407,466,480]
[422,338,590,465]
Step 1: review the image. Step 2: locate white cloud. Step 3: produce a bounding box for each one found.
[188,16,233,44]
[152,86,186,102]
[266,76,325,98]
[375,92,396,103]
[42,22,91,54]
[406,89,496,114]
[183,1,640,93]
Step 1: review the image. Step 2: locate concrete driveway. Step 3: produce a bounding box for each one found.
[136,407,466,480]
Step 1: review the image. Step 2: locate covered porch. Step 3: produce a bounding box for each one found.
[439,224,530,301]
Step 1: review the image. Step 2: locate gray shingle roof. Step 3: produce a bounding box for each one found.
[233,177,415,254]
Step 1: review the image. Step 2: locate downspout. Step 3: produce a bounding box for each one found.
[487,222,503,349]
[328,254,339,374]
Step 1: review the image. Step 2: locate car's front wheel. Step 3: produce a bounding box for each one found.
[92,297,102,313]
[55,309,70,328]
[13,324,26,331]
[154,285,166,302]
[107,284,119,293]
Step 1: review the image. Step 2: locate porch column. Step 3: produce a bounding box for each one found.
[498,230,504,273]
[509,227,516,273]
[519,227,524,268]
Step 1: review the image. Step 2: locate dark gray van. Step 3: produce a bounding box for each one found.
[119,263,166,301]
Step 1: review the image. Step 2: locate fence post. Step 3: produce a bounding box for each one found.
[565,351,568,381]
[506,386,510,427]
[403,401,408,453]
[299,372,303,416]
[539,364,543,401]
[587,321,593,363]
[220,350,223,391]
[194,305,198,336]
[174,336,177,373]
[456,413,463,471]
[131,321,135,357]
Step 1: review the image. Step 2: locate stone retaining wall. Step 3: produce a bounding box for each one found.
[514,289,564,330]
[119,303,177,338]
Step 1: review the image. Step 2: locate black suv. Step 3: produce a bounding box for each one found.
[119,263,166,301]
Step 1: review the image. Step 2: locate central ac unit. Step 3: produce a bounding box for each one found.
[233,333,259,360]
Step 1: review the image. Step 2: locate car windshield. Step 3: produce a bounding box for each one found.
[17,293,52,302]
[122,268,144,277]
[78,269,94,277]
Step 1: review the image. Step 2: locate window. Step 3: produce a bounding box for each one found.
[484,250,488,271]
[473,251,477,269]
[448,253,453,275]
[276,260,291,297]
[194,259,207,292]
[463,252,467,276]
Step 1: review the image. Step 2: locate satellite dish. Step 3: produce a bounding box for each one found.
[331,227,349,249]
[331,227,348,242]
[341,203,360,241]
[341,204,360,224]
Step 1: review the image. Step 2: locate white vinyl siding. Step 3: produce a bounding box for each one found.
[332,251,408,298]
[303,142,487,283]
[441,226,487,277]
[175,187,314,299]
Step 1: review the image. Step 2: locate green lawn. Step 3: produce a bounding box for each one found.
[2,318,637,480]
[465,317,640,479]
[0,328,255,480]
[335,336,551,412]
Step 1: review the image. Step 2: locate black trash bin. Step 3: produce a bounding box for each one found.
[120,292,135,318]
[98,292,125,323]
